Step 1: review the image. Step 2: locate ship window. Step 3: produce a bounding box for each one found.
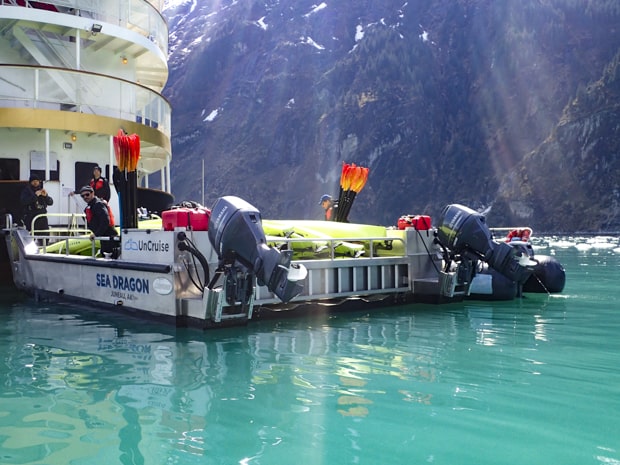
[29,161,60,182]
[29,151,59,181]
[0,159,20,180]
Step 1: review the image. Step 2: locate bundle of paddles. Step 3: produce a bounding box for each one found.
[112,129,140,229]
[335,162,369,222]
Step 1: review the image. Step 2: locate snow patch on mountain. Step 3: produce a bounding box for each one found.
[355,25,364,42]
[163,0,197,13]
[301,36,325,50]
[202,108,222,122]
[256,16,268,30]
[304,3,327,17]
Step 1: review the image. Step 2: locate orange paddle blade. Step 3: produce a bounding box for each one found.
[342,162,356,191]
[352,167,369,193]
[348,165,362,192]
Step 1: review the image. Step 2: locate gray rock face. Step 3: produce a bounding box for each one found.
[162,0,620,232]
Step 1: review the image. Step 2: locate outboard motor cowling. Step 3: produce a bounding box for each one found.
[437,204,533,284]
[208,196,306,303]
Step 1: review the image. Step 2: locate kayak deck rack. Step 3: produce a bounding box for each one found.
[253,232,442,304]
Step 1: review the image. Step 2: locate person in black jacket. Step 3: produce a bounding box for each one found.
[20,174,53,234]
[79,186,118,257]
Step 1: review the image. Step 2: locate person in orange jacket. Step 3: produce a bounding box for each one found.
[319,194,337,221]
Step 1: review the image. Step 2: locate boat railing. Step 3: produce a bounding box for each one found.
[31,213,89,237]
[268,235,407,259]
[489,226,534,243]
[28,212,96,254]
[490,226,533,234]
[36,234,97,257]
[4,212,13,229]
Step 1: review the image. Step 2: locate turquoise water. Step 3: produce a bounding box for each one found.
[1,236,619,465]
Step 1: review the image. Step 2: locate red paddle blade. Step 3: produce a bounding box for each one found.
[129,134,140,172]
[121,136,128,171]
[113,129,125,168]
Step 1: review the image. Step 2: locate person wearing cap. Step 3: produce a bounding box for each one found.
[20,174,53,234]
[319,194,337,221]
[89,165,111,202]
[79,185,118,257]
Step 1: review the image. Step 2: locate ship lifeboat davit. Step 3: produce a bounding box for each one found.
[523,255,566,293]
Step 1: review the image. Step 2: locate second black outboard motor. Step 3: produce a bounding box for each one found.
[209,196,306,303]
[437,204,534,284]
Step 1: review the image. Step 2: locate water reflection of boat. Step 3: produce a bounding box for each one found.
[0,291,569,463]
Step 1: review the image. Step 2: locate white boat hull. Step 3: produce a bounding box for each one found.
[5,220,457,327]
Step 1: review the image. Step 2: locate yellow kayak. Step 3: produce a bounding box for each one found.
[41,216,403,259]
[44,236,97,255]
[263,220,391,258]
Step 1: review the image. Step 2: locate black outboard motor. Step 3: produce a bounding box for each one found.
[208,196,306,303]
[437,204,534,284]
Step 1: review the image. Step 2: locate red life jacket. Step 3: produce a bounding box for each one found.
[505,228,531,242]
[85,200,115,227]
[90,177,106,191]
[105,201,115,226]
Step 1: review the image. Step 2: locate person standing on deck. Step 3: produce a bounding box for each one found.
[79,186,118,257]
[20,174,53,234]
[319,194,338,221]
[89,165,111,202]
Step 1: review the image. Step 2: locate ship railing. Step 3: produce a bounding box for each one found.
[0,0,168,57]
[0,65,171,139]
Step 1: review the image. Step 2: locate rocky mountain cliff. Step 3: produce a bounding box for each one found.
[162,0,620,232]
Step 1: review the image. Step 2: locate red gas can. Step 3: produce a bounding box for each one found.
[162,207,210,231]
[397,214,432,231]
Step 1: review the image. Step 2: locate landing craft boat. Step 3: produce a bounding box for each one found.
[3,199,566,328]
